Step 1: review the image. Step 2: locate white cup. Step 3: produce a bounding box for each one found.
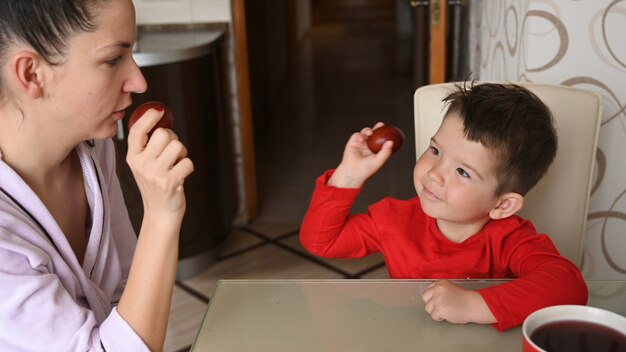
[522,305,626,352]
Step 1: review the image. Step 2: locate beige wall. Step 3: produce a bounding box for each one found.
[472,0,626,279]
[132,0,231,24]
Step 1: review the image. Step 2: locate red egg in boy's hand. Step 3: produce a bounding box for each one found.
[367,125,405,154]
[128,101,174,135]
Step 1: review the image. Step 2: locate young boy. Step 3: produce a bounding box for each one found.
[299,82,587,331]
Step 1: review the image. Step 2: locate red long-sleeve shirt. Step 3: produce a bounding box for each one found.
[300,170,588,331]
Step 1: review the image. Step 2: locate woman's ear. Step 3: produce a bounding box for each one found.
[490,192,524,220]
[10,50,45,99]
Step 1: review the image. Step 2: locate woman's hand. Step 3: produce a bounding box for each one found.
[421,280,497,325]
[125,107,194,220]
[328,122,395,188]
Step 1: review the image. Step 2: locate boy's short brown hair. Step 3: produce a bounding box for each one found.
[443,81,557,196]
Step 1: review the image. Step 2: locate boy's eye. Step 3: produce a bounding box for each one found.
[430,146,440,156]
[457,168,470,178]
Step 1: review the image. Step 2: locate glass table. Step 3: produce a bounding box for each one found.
[190,279,626,351]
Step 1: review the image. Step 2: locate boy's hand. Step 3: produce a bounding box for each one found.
[328,122,395,188]
[421,280,496,325]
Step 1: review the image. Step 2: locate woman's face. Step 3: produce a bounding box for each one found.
[45,0,146,142]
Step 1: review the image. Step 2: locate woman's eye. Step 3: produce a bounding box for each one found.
[457,168,470,178]
[430,146,440,156]
[106,56,122,66]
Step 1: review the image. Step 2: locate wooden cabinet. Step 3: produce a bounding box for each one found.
[116,29,236,278]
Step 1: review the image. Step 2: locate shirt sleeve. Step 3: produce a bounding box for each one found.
[100,307,151,351]
[299,169,383,258]
[477,230,588,331]
[0,239,149,351]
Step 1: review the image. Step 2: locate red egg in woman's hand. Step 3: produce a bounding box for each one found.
[366,125,405,154]
[127,101,174,136]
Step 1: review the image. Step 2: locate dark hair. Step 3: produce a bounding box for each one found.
[0,0,107,63]
[443,81,557,196]
[0,0,107,99]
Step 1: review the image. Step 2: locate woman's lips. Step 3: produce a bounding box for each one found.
[113,109,126,121]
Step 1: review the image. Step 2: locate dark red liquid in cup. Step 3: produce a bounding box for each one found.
[530,320,626,352]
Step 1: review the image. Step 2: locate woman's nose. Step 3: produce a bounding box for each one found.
[124,60,147,94]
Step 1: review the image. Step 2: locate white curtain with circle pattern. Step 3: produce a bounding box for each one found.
[470,0,626,279]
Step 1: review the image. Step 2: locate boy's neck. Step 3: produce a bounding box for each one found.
[435,217,492,243]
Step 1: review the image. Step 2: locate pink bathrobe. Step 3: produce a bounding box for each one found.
[0,139,149,351]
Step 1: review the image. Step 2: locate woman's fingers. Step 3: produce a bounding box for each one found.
[127,108,164,154]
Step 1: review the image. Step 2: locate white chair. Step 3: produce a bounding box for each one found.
[413,82,602,267]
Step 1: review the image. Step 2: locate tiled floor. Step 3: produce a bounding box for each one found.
[163,21,416,352]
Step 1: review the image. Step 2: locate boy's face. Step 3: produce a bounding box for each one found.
[414,113,501,233]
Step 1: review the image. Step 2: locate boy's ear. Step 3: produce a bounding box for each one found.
[489,192,524,220]
[10,50,46,99]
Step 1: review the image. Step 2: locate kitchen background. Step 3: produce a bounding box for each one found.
[129,1,626,351]
[132,0,626,280]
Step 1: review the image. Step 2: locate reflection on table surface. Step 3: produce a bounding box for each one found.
[190,280,626,352]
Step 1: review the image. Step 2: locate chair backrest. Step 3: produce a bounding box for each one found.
[413,82,602,267]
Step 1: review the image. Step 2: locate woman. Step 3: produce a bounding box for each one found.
[0,0,194,350]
